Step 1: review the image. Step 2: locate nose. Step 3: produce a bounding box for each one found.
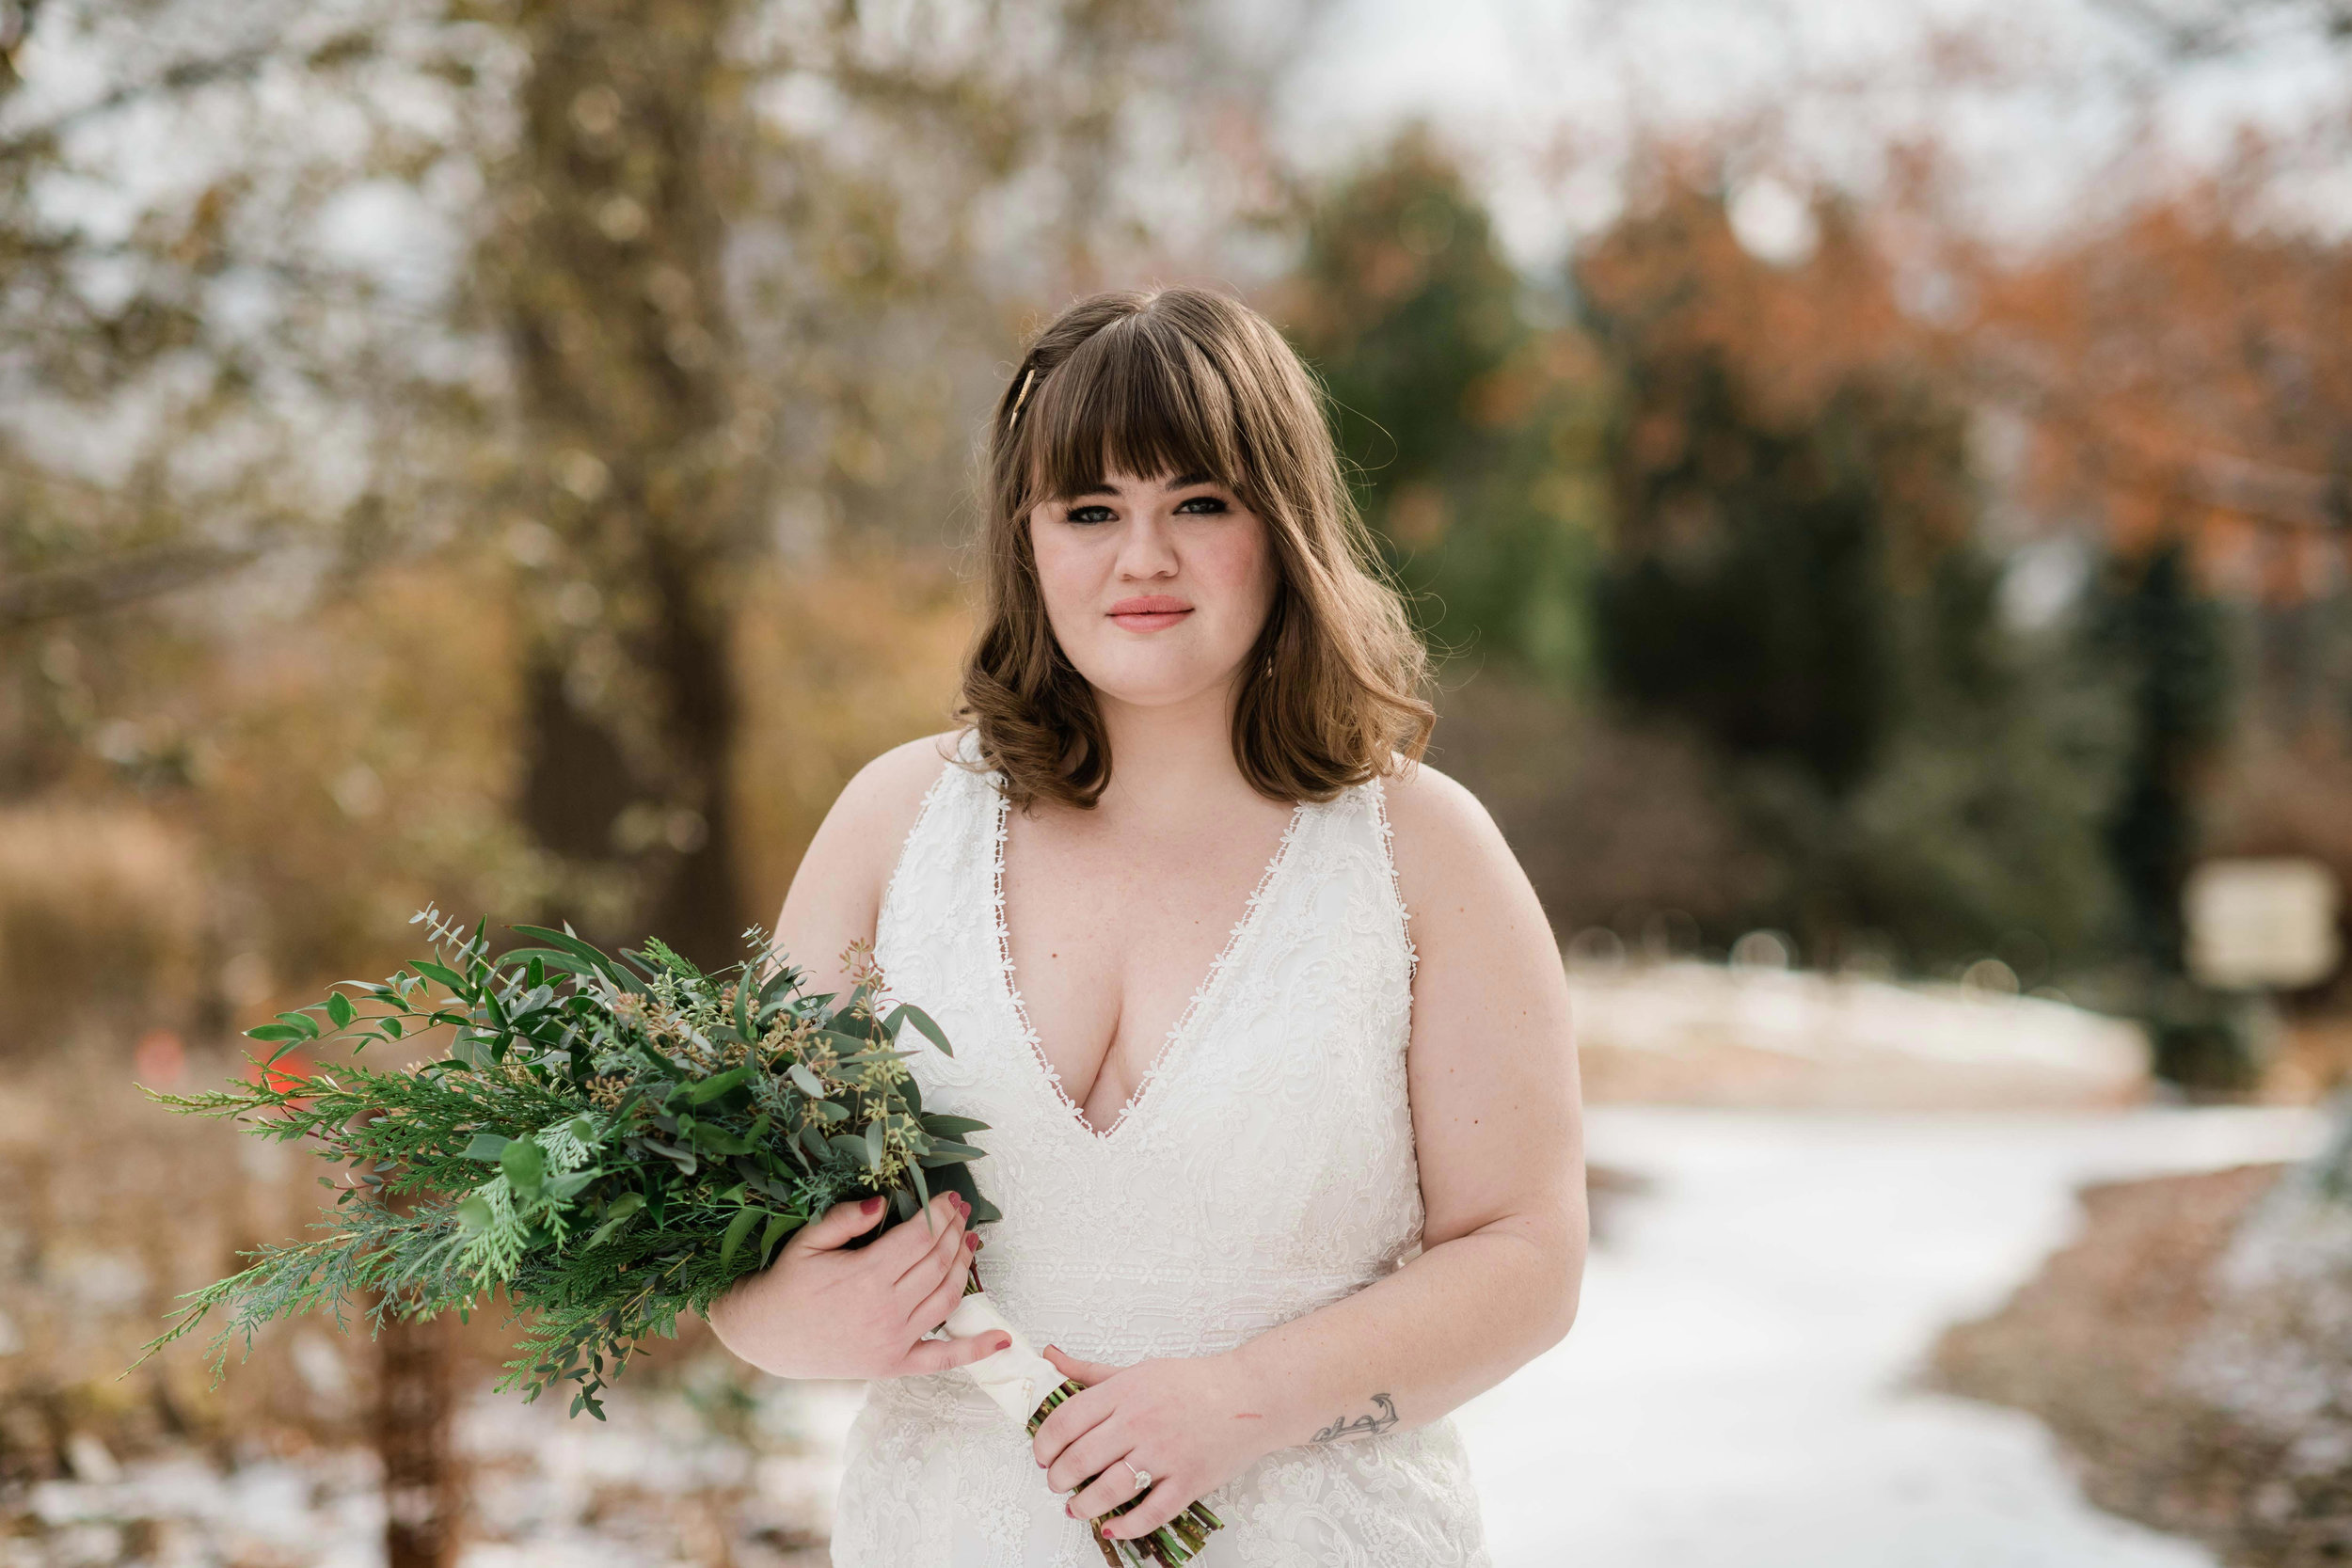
[1114,506,1179,580]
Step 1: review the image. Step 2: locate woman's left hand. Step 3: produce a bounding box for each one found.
[1030,1343,1270,1543]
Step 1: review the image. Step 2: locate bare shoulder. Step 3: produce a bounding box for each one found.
[1375,754,1526,909]
[822,729,968,878]
[840,728,966,834]
[780,728,966,936]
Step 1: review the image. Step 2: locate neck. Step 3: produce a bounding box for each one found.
[1088,673,1248,816]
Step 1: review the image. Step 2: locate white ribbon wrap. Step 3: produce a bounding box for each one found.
[941,1290,1062,1426]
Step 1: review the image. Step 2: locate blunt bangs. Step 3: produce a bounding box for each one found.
[1017,310,1247,509]
[962,285,1436,811]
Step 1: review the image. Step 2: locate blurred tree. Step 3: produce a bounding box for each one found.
[1575,166,2129,970]
[1277,126,1609,686]
[1588,352,1899,797]
[2091,0,2352,57]
[1962,162,2352,1064]
[2078,531,2243,1083]
[485,0,766,968]
[0,0,1298,973]
[2084,536,2235,975]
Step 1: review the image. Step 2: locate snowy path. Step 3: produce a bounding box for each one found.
[1453,1106,2328,1568]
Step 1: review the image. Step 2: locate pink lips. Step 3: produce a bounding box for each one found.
[1107,594,1193,632]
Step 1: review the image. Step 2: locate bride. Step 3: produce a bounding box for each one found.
[710,285,1585,1565]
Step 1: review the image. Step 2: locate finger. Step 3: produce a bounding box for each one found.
[889,1213,967,1314]
[1031,1382,1112,1471]
[887,1328,1012,1377]
[1041,1343,1121,1387]
[790,1195,887,1254]
[876,1192,965,1271]
[894,1199,968,1291]
[1046,1416,1136,1498]
[1062,1452,1150,1524]
[1102,1483,1185,1545]
[904,1233,977,1335]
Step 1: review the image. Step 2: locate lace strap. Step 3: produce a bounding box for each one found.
[876,731,984,943]
[1367,775,1420,989]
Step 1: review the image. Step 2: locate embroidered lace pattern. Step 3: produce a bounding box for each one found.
[833,731,1490,1567]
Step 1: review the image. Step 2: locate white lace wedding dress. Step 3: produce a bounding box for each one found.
[831,729,1491,1567]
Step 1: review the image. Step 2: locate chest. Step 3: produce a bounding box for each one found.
[871,753,1419,1175]
[994,794,1305,1126]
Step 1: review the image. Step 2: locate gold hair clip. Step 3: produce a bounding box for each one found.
[1006,367,1037,434]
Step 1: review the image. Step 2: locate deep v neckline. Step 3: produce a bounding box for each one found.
[987,779,1312,1146]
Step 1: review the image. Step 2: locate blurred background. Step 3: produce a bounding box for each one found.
[3,0,2350,1563]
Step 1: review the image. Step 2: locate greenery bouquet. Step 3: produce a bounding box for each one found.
[135,905,1225,1566]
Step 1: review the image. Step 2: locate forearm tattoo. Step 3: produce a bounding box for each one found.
[1310,1393,1398,1444]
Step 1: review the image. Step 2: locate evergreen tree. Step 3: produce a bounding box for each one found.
[1589,355,1899,799]
[1279,127,1608,686]
[1575,176,2130,973]
[2078,531,2244,1084]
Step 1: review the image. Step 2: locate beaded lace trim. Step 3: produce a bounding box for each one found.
[1367,773,1421,989]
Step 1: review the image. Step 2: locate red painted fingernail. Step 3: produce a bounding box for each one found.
[964,1232,980,1251]
[1065,1501,1076,1517]
[993,1335,1011,1352]
[861,1196,883,1214]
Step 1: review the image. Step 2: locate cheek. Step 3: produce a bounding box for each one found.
[1200,522,1276,619]
[1028,521,1097,626]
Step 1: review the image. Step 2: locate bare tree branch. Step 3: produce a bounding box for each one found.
[2090,0,2352,57]
[0,539,264,626]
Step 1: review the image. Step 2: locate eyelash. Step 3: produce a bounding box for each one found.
[1065,496,1229,525]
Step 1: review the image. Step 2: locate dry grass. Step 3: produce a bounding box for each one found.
[1929,1162,2352,1566]
[0,805,207,1058]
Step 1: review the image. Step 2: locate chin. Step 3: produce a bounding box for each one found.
[1073,649,1235,709]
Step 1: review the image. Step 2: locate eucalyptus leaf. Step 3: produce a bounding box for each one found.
[686,1065,752,1104]
[501,1139,547,1195]
[719,1206,762,1269]
[886,1004,953,1056]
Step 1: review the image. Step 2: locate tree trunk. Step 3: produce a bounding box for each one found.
[497,0,764,972]
[375,1310,460,1568]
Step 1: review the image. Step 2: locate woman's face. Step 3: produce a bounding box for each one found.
[1027,467,1277,714]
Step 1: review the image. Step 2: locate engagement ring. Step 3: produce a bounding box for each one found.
[1121,1459,1152,1492]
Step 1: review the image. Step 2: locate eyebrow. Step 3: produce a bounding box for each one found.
[1063,470,1219,500]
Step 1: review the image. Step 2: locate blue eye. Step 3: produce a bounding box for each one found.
[1176,495,1229,514]
[1067,504,1116,524]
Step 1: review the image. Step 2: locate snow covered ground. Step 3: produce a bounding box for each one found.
[1454,1105,2330,1568]
[14,1106,2328,1567]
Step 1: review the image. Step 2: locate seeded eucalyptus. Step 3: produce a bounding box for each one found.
[135,904,993,1419]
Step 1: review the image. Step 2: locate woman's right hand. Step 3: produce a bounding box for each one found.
[707,1190,1009,1380]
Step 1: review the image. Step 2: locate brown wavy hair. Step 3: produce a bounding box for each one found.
[955,285,1436,811]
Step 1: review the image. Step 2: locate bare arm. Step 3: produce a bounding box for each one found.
[755,730,962,997]
[1216,762,1586,1440]
[1035,761,1586,1537]
[707,730,1011,1381]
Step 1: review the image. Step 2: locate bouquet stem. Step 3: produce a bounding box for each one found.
[1026,1380,1226,1566]
[952,1273,1226,1565]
